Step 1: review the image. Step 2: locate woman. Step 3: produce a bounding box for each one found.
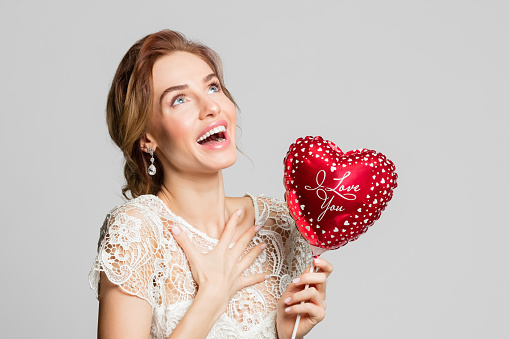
[89,29,333,339]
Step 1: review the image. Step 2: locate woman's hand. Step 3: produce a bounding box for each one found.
[170,209,268,308]
[276,258,333,339]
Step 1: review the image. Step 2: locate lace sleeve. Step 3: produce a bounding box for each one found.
[89,204,165,308]
[253,195,312,293]
[279,201,312,279]
[287,216,312,276]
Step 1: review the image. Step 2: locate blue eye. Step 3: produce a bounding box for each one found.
[172,96,186,106]
[208,84,220,94]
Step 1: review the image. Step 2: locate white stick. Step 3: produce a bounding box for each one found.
[290,259,318,339]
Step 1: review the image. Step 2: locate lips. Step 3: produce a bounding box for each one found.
[196,120,230,148]
[197,125,226,144]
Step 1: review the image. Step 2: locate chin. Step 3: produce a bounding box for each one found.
[220,152,237,170]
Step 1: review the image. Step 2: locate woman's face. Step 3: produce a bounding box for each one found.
[148,51,237,176]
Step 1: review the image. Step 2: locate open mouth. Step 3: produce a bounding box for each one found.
[197,125,227,144]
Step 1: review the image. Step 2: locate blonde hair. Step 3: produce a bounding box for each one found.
[106,30,237,199]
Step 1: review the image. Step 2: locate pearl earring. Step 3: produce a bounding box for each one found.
[148,147,156,176]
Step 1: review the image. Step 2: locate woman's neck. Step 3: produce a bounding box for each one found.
[157,170,231,239]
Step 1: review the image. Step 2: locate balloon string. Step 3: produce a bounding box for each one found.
[291,259,319,339]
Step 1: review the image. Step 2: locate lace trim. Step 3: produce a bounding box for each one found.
[89,194,311,338]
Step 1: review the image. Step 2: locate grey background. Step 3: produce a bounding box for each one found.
[1,0,507,338]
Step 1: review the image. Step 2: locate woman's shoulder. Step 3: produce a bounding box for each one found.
[247,193,289,213]
[90,195,171,306]
[245,193,294,230]
[107,194,165,217]
[96,195,168,249]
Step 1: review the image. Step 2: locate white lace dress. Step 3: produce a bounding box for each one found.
[89,193,311,339]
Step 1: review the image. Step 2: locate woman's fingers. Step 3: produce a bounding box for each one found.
[237,272,269,290]
[283,285,326,322]
[284,302,325,322]
[310,258,333,299]
[216,209,242,252]
[170,225,197,262]
[288,272,327,291]
[231,224,261,259]
[313,258,333,277]
[287,270,327,300]
[237,241,266,272]
[171,213,271,296]
[284,287,324,308]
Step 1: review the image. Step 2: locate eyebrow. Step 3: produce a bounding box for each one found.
[159,73,218,105]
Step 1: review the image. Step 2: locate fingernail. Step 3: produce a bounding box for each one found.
[285,307,291,313]
[314,258,321,265]
[292,278,300,284]
[265,274,270,280]
[254,225,262,232]
[284,297,291,304]
[171,226,181,236]
[236,209,242,216]
[261,243,267,250]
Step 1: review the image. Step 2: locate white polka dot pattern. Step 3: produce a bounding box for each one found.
[283,136,398,251]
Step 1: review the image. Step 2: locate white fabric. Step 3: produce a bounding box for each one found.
[89,193,311,339]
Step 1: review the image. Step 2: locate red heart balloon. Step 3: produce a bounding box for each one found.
[284,136,398,252]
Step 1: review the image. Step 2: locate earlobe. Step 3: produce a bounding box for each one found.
[140,133,157,153]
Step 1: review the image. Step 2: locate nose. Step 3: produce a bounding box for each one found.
[199,95,220,119]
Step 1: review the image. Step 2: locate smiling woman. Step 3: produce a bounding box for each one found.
[89,29,333,339]
[104,31,237,199]
[146,52,237,178]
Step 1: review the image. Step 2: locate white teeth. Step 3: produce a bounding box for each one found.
[197,125,226,143]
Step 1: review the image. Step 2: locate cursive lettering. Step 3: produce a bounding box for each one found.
[318,196,345,221]
[305,170,361,221]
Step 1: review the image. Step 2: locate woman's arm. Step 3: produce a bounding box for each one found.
[276,258,334,339]
[98,273,152,339]
[97,273,233,339]
[168,209,267,338]
[97,209,267,339]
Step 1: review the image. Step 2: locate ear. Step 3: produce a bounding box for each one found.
[139,133,158,153]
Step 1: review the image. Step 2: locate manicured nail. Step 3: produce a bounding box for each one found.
[284,297,291,304]
[254,225,262,232]
[261,243,267,250]
[314,258,321,265]
[236,209,242,216]
[265,274,270,280]
[285,307,291,313]
[292,278,300,284]
[171,226,181,236]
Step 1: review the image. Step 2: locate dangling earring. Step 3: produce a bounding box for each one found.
[148,147,156,176]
